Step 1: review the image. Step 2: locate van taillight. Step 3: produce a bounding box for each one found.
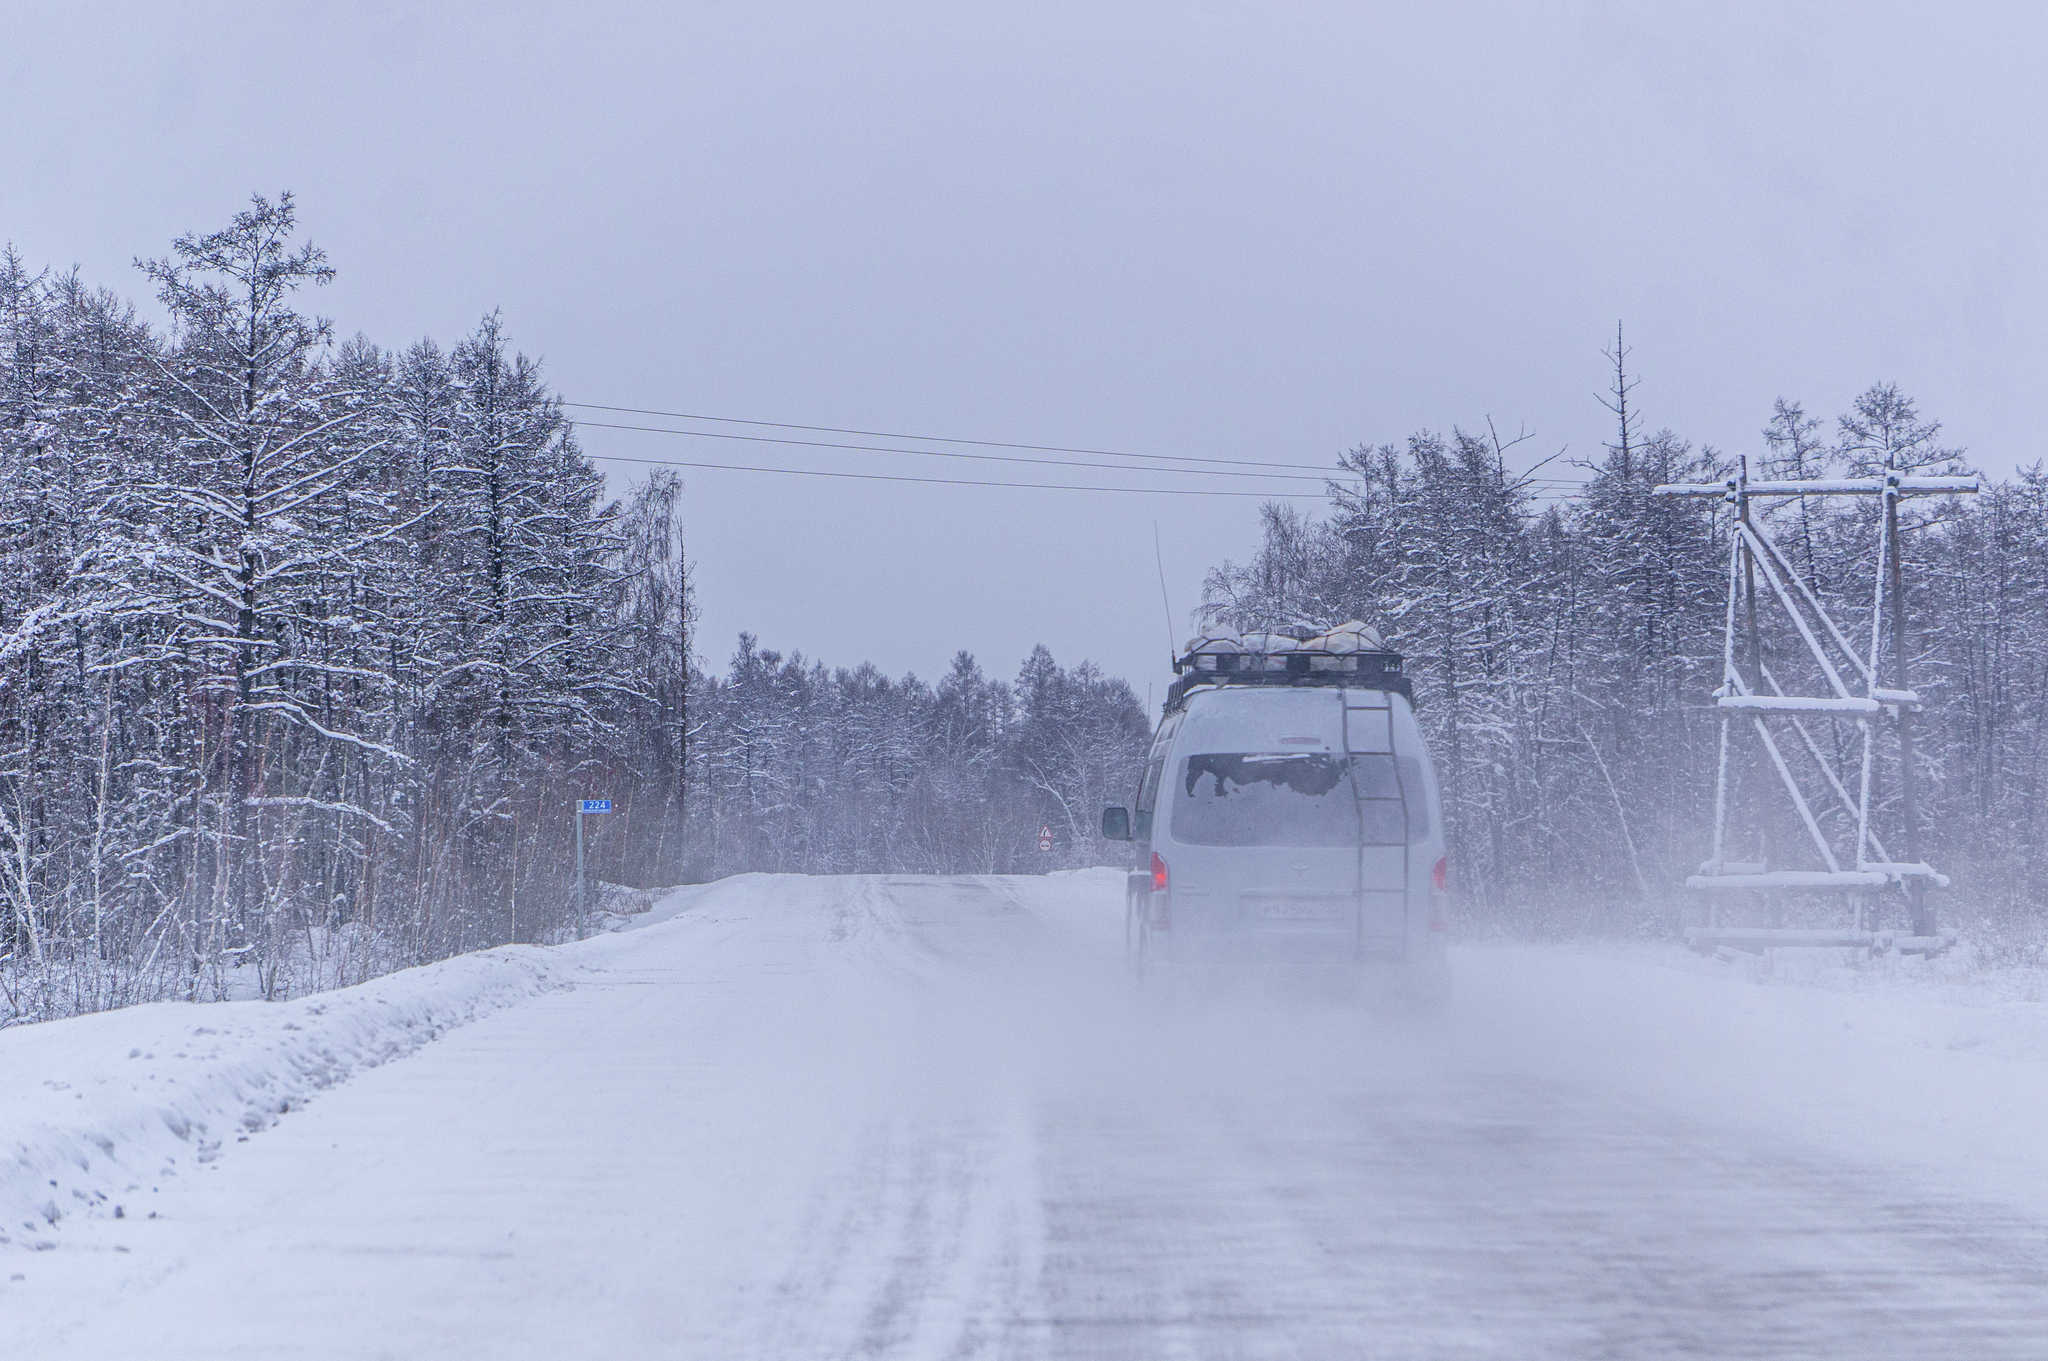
[1429,855,1448,932]
[1149,852,1170,929]
[1431,855,1448,892]
[1151,852,1169,894]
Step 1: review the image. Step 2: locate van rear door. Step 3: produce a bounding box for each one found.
[1162,689,1358,936]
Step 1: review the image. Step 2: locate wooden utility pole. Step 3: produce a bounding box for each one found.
[1885,468,1930,935]
[1737,462,1769,901]
[1738,460,1765,694]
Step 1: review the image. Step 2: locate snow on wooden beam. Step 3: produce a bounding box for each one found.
[1684,926,1958,953]
[1686,870,1891,889]
[1653,476,1981,498]
[1859,862,1952,887]
[1687,927,1884,946]
[1687,925,1957,945]
[1686,865,1951,890]
[1718,695,1882,716]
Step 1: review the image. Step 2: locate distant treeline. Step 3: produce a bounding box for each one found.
[687,639,1148,880]
[1204,381,2044,956]
[0,195,1152,1025]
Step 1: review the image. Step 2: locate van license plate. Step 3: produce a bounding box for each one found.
[1257,899,1347,921]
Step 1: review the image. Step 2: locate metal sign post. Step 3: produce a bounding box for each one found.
[577,799,612,921]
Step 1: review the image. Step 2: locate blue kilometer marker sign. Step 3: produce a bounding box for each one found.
[575,799,612,921]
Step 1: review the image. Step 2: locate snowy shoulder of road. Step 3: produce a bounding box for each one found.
[1523,929,2048,1064]
[1451,935,2048,1211]
[0,947,580,1249]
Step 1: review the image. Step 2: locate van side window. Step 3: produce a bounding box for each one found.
[1133,714,1180,838]
[1133,756,1165,839]
[1399,755,1430,841]
[1136,755,1166,813]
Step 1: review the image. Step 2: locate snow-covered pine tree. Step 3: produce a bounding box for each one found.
[137,192,389,997]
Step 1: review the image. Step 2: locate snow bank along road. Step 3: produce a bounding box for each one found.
[8,872,2048,1358]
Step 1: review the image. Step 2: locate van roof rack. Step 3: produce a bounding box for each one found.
[1167,622,1411,711]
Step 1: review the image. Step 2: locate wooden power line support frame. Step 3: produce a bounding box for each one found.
[1652,462,1978,957]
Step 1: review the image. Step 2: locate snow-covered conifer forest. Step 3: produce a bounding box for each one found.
[0,197,1149,1025]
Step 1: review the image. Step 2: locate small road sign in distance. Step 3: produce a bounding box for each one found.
[580,800,612,814]
[1038,824,1053,852]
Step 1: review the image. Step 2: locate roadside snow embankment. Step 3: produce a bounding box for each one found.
[1513,936,2048,1065]
[1451,940,2048,1221]
[1,947,576,1251]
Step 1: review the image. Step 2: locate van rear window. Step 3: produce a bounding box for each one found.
[1171,753,1406,847]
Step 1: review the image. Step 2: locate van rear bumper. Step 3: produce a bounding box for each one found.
[1159,921,1409,967]
[1147,888,1412,964]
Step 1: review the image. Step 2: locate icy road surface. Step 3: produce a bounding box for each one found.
[8,871,2048,1358]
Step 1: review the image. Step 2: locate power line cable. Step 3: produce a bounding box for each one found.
[582,451,1327,498]
[577,421,1597,497]
[581,447,1594,501]
[564,402,1335,473]
[575,419,1334,483]
[569,401,1600,500]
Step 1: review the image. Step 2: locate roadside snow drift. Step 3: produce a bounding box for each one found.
[1,947,576,1249]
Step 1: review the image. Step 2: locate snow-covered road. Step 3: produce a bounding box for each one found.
[8,871,2048,1358]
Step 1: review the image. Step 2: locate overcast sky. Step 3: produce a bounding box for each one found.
[5,2,2042,695]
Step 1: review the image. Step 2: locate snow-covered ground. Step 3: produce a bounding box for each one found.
[6,870,2048,1357]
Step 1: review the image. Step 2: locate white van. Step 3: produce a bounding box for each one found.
[1102,624,1449,993]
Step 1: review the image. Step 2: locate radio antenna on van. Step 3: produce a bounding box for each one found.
[1153,520,1179,669]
